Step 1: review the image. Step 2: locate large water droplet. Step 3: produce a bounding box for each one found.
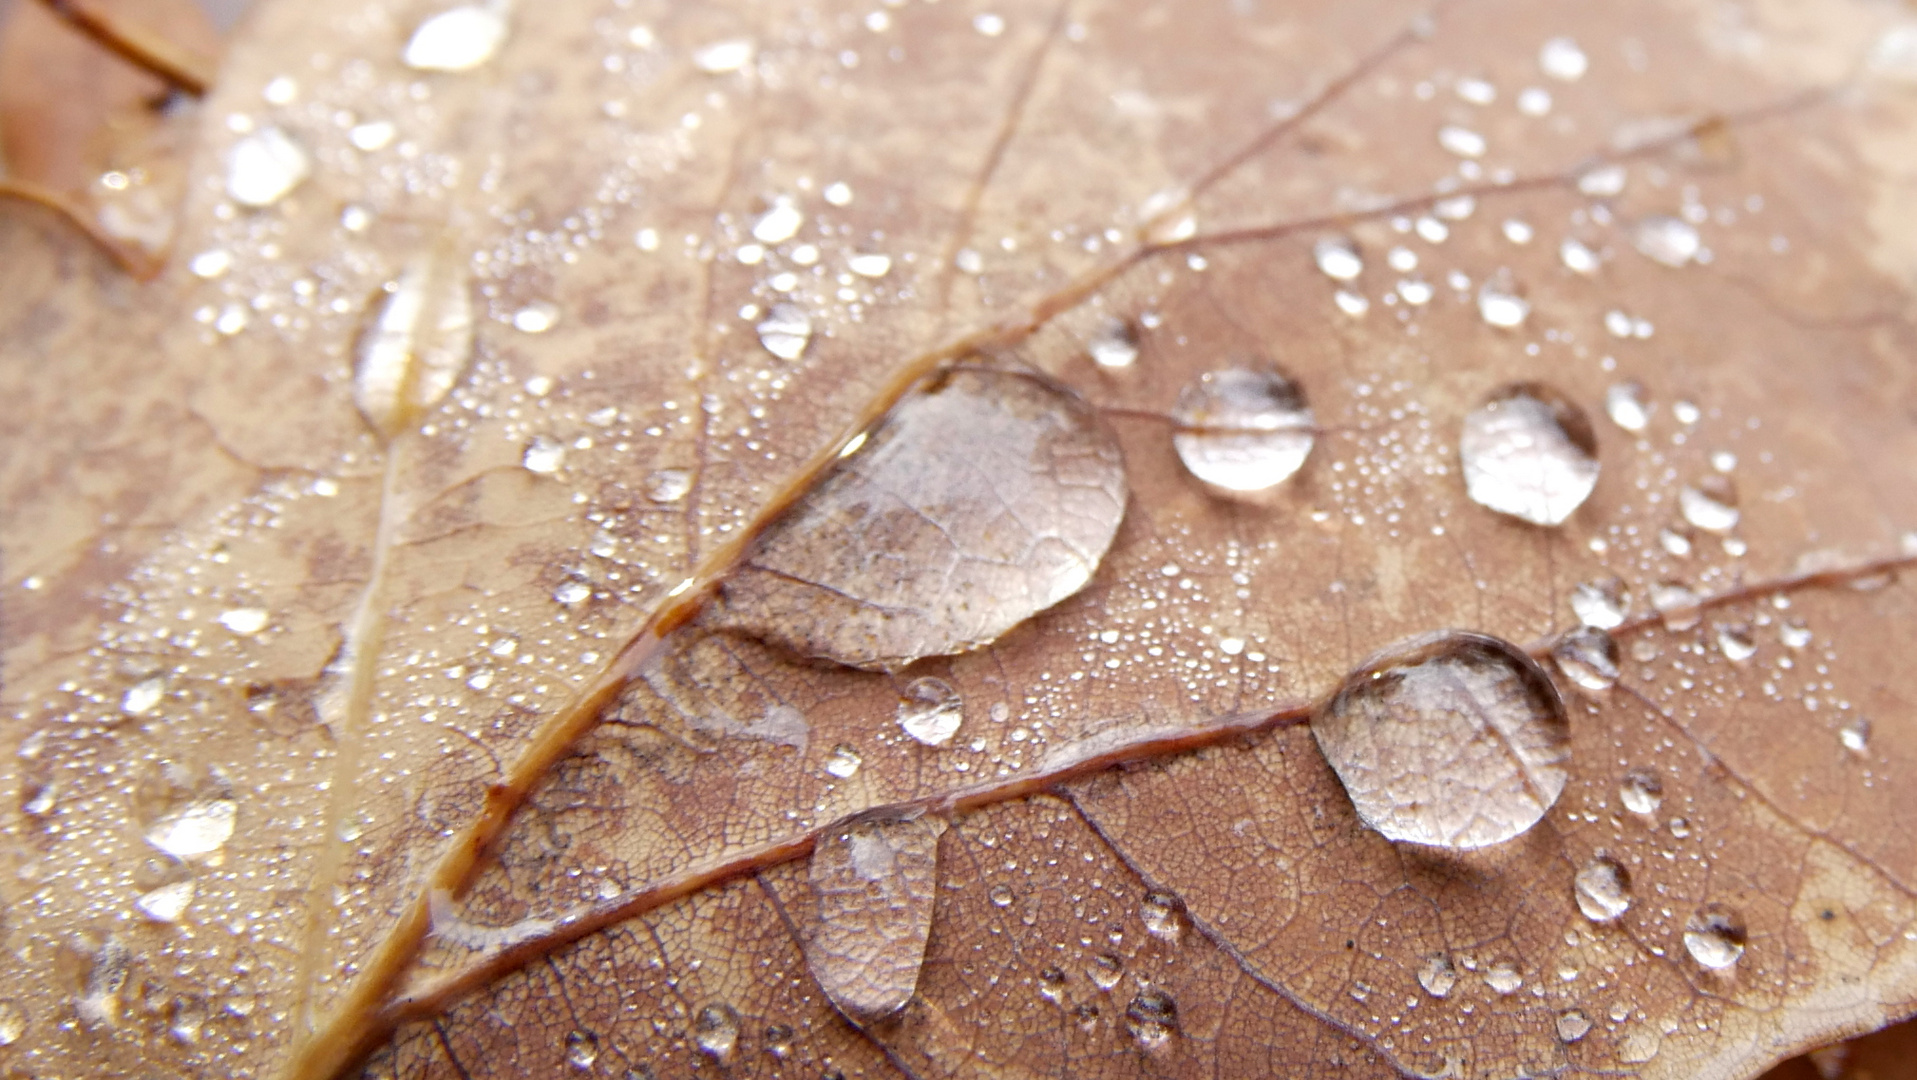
[1460,383,1600,526]
[1620,767,1664,815]
[1313,236,1364,282]
[1124,990,1178,1052]
[1683,905,1747,970]
[403,2,508,71]
[756,302,813,360]
[1574,856,1632,922]
[1417,953,1458,998]
[1557,1009,1594,1043]
[1633,216,1701,267]
[145,796,237,858]
[897,677,962,746]
[806,814,944,1021]
[1571,576,1628,629]
[563,1030,599,1070]
[1540,36,1589,80]
[1679,477,1739,534]
[1138,891,1185,943]
[1551,626,1619,692]
[1312,630,1571,849]
[353,246,474,439]
[693,1003,741,1062]
[226,126,310,207]
[134,880,196,923]
[707,366,1127,671]
[1171,367,1315,494]
[1088,316,1139,369]
[1606,381,1651,432]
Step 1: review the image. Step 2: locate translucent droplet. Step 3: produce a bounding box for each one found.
[1138,187,1197,245]
[1397,277,1434,305]
[1477,279,1530,328]
[1620,767,1664,815]
[134,880,196,922]
[1087,316,1139,369]
[1037,966,1067,1003]
[1460,383,1600,526]
[0,1001,23,1046]
[1571,576,1627,629]
[897,677,963,746]
[1484,960,1523,994]
[122,677,165,716]
[1333,290,1369,317]
[511,301,559,334]
[1558,1009,1594,1043]
[756,302,813,361]
[988,883,1014,908]
[823,745,863,779]
[1574,856,1632,922]
[1138,891,1185,943]
[553,581,591,606]
[563,1029,598,1070]
[226,126,310,207]
[752,201,804,244]
[692,1003,741,1063]
[1517,86,1553,116]
[1669,816,1693,839]
[1088,953,1124,991]
[1683,905,1747,970]
[1633,215,1701,267]
[1781,619,1813,649]
[1660,527,1694,557]
[403,3,508,72]
[189,249,231,279]
[1651,581,1702,632]
[348,120,396,151]
[353,247,474,439]
[1578,164,1627,198]
[806,814,944,1021]
[1438,125,1487,158]
[522,436,566,474]
[1551,626,1619,692]
[1171,367,1315,494]
[1124,990,1178,1052]
[1313,236,1364,281]
[764,1024,794,1060]
[1503,218,1536,244]
[1841,717,1870,755]
[1559,237,1600,274]
[1605,381,1651,432]
[1540,36,1589,80]
[1312,630,1571,849]
[848,253,892,278]
[1716,624,1756,662]
[1417,953,1458,998]
[218,608,269,635]
[1679,477,1740,534]
[693,39,755,74]
[144,797,237,858]
[1455,76,1496,104]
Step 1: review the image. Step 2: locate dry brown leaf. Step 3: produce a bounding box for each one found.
[4,1,1917,1079]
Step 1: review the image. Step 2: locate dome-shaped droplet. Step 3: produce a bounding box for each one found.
[1087,953,1124,991]
[1138,891,1185,943]
[823,745,862,779]
[1683,905,1746,970]
[1551,626,1619,692]
[1476,279,1530,328]
[1606,381,1651,432]
[1417,953,1458,998]
[1540,36,1589,80]
[134,880,196,923]
[1716,623,1756,662]
[352,245,474,440]
[1651,581,1702,631]
[806,814,944,1021]
[1619,767,1663,815]
[644,468,691,503]
[693,1003,741,1063]
[403,3,508,71]
[897,677,962,746]
[226,126,310,207]
[1037,966,1067,1003]
[756,302,813,361]
[1313,236,1364,282]
[1633,216,1701,267]
[1559,237,1600,274]
[1124,990,1178,1052]
[121,677,165,717]
[1312,630,1572,849]
[1557,1009,1593,1043]
[144,796,237,858]
[1574,856,1632,922]
[1679,477,1739,534]
[1460,383,1600,527]
[1571,577,1627,629]
[563,1029,599,1070]
[1087,316,1139,369]
[1171,367,1315,494]
[0,1001,23,1046]
[1483,960,1523,994]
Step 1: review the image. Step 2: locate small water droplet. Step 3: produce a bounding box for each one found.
[1460,383,1600,526]
[1679,477,1740,534]
[1517,86,1553,115]
[134,880,196,923]
[1579,164,1627,198]
[1124,990,1178,1052]
[1620,767,1664,815]
[1418,953,1458,997]
[1313,236,1364,281]
[1841,717,1870,755]
[1574,856,1632,922]
[348,119,395,151]
[145,796,237,858]
[0,1001,23,1046]
[897,677,963,746]
[1781,619,1813,649]
[1672,399,1701,424]
[1660,527,1694,557]
[1037,966,1067,1003]
[562,1029,598,1070]
[522,436,566,474]
[1540,36,1589,80]
[1483,960,1523,994]
[1572,576,1628,629]
[1088,953,1124,991]
[1559,237,1600,274]
[1558,1009,1594,1044]
[1138,891,1185,942]
[1651,581,1702,631]
[1138,187,1196,245]
[764,1023,794,1060]
[988,883,1014,908]
[756,302,813,361]
[823,744,863,779]
[1455,76,1496,105]
[1634,215,1701,267]
[1503,218,1536,244]
[1397,277,1434,305]
[1606,381,1652,432]
[189,249,231,279]
[1668,816,1693,839]
[1170,367,1315,494]
[1313,630,1571,849]
[1683,905,1747,970]
[218,607,269,635]
[1716,623,1756,662]
[122,677,165,716]
[553,580,591,606]
[226,126,310,207]
[1552,626,1619,692]
[644,468,691,503]
[693,39,755,74]
[512,301,559,334]
[1088,316,1139,369]
[847,253,891,278]
[693,1003,742,1063]
[1333,289,1369,317]
[1476,278,1530,328]
[1438,125,1487,158]
[753,200,805,244]
[403,3,508,72]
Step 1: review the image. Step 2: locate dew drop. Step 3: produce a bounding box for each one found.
[1620,767,1664,815]
[1540,36,1589,80]
[693,1003,742,1063]
[1679,477,1740,534]
[848,253,891,278]
[1571,576,1628,629]
[1651,581,1702,631]
[1716,623,1756,662]
[563,1029,598,1070]
[226,126,310,207]
[1397,277,1434,305]
[988,883,1014,908]
[189,249,231,279]
[1683,905,1747,970]
[1517,86,1553,116]
[553,581,591,606]
[1634,216,1701,267]
[1313,236,1364,281]
[694,39,755,74]
[144,796,237,858]
[1460,383,1600,526]
[1841,717,1870,755]
[1124,990,1178,1052]
[806,814,943,1020]
[756,302,813,361]
[122,677,165,717]
[349,120,396,151]
[823,745,863,779]
[1558,1009,1594,1044]
[1780,619,1812,649]
[512,301,559,334]
[897,677,963,746]
[1574,856,1632,922]
[1483,960,1523,995]
[403,3,508,72]
[1672,399,1701,424]
[134,879,196,923]
[1313,630,1571,849]
[1037,966,1067,1003]
[1417,953,1458,998]
[1088,953,1124,991]
[522,436,566,474]
[1170,367,1315,494]
[0,1001,22,1046]
[218,607,269,635]
[644,468,691,503]
[1438,125,1487,158]
[1138,891,1185,943]
[1605,381,1651,432]
[1579,164,1627,198]
[1476,279,1530,328]
[1138,187,1197,245]
[1088,316,1140,370]
[1559,237,1600,274]
[1503,218,1535,244]
[1551,626,1619,692]
[353,247,474,439]
[1669,816,1693,839]
[752,200,805,244]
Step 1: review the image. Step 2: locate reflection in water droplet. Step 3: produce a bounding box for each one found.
[1037,966,1067,1003]
[1418,953,1458,998]
[403,3,508,71]
[1124,990,1178,1052]
[564,1029,599,1070]
[988,883,1014,908]
[1716,624,1756,662]
[145,797,237,857]
[897,677,963,746]
[1679,477,1740,534]
[1313,630,1571,849]
[1683,905,1747,970]
[1634,216,1700,267]
[823,745,863,779]
[645,468,691,503]
[522,436,566,474]
[1841,717,1870,755]
[1572,577,1627,629]
[1669,816,1693,839]
[1620,767,1663,815]
[1088,316,1139,369]
[1540,36,1589,80]
[1477,279,1529,328]
[122,677,165,716]
[1660,527,1693,557]
[135,880,196,922]
[756,303,813,361]
[764,1023,794,1060]
[353,248,474,439]
[1551,627,1619,692]
[1088,953,1124,991]
[1606,381,1651,432]
[1313,236,1364,281]
[693,1003,742,1062]
[1484,960,1523,994]
[76,937,130,1029]
[806,815,943,1021]
[1460,383,1600,526]
[1781,619,1812,649]
[0,1000,22,1046]
[1651,581,1702,631]
[1171,367,1315,494]
[1574,856,1632,922]
[1139,891,1185,943]
[1558,1009,1594,1044]
[226,126,310,207]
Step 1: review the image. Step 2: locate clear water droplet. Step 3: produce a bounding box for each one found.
[1460,383,1600,526]
[1572,576,1628,629]
[1517,86,1553,115]
[1418,953,1458,997]
[1438,125,1487,158]
[226,126,310,207]
[1333,289,1369,317]
[988,883,1014,908]
[122,677,165,716]
[1651,581,1702,631]
[553,580,591,606]
[1477,278,1530,328]
[1716,623,1756,662]
[134,880,196,922]
[1606,381,1651,432]
[1540,36,1589,80]
[145,796,236,858]
[753,200,805,244]
[897,677,963,746]
[1841,717,1870,755]
[1085,953,1125,991]
[1578,164,1627,198]
[1679,477,1740,534]
[1668,816,1693,839]
[1037,966,1067,1003]
[1620,767,1663,815]
[218,607,268,635]
[1574,856,1632,922]
[353,247,474,439]
[645,468,691,503]
[1559,237,1600,274]
[512,301,559,334]
[1552,627,1619,692]
[1397,277,1434,305]
[403,3,508,72]
[1171,367,1315,494]
[189,249,231,279]
[694,39,755,74]
[1138,891,1185,942]
[563,1029,598,1070]
[756,302,813,361]
[1484,960,1523,994]
[1503,218,1536,244]
[522,435,566,474]
[1388,245,1418,272]
[1124,990,1177,1052]
[1683,905,1747,970]
[1313,236,1364,281]
[1313,630,1571,849]
[1634,216,1701,267]
[1455,76,1496,104]
[1088,316,1139,369]
[0,1001,23,1046]
[823,745,863,779]
[1138,187,1197,245]
[1672,399,1701,424]
[806,815,943,1020]
[1558,1009,1594,1043]
[1660,527,1694,557]
[348,119,396,151]
[1781,619,1813,649]
[764,1023,794,1060]
[693,1003,742,1062]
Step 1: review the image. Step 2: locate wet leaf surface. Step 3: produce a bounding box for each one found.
[4,1,1917,1079]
